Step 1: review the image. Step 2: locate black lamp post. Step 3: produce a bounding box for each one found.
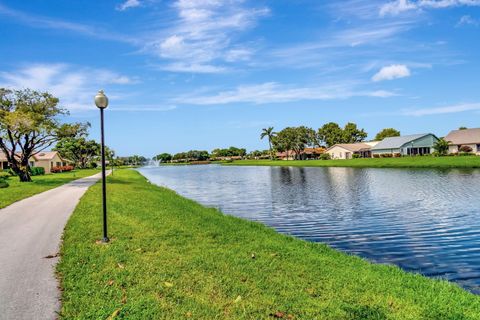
[95,90,109,243]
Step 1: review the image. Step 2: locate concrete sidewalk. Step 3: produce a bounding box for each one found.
[0,172,105,320]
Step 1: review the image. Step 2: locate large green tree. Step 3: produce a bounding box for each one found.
[317,122,344,147]
[54,122,101,169]
[343,122,367,143]
[274,126,314,160]
[153,153,173,163]
[260,127,276,160]
[375,128,400,141]
[0,88,74,182]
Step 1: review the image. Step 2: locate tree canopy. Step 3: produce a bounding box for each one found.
[375,128,400,141]
[0,88,76,181]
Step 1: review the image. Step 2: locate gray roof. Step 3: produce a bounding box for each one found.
[372,134,433,150]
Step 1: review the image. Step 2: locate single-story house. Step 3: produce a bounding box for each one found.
[444,128,480,155]
[0,151,68,174]
[326,141,379,160]
[371,133,438,156]
[277,147,325,160]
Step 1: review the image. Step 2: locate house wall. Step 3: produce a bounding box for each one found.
[448,144,480,154]
[372,148,401,155]
[34,154,65,174]
[373,134,438,155]
[326,146,352,160]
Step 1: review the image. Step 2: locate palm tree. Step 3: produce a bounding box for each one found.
[260,127,276,160]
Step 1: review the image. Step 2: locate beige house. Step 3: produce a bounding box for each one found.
[1,151,67,174]
[445,128,480,155]
[326,141,379,160]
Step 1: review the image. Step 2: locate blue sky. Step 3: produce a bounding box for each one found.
[0,0,479,156]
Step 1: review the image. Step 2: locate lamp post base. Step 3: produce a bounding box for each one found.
[102,237,110,243]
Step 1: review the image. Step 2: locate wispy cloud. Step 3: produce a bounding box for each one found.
[143,0,269,73]
[0,64,137,111]
[403,102,480,116]
[372,64,411,81]
[380,0,480,16]
[116,0,142,11]
[174,82,396,105]
[457,15,479,27]
[0,3,136,44]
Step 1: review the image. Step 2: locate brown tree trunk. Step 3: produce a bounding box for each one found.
[10,163,32,182]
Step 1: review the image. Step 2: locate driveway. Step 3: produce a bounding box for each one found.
[0,172,106,320]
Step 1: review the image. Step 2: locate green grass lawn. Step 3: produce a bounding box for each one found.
[57,169,480,319]
[224,156,480,169]
[0,169,100,209]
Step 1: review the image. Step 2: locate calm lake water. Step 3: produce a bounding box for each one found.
[138,165,480,293]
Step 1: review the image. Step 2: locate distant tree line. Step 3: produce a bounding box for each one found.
[153,123,403,163]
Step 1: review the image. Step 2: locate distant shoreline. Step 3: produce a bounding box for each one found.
[218,156,480,169]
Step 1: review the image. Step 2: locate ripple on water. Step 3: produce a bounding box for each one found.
[138,165,480,294]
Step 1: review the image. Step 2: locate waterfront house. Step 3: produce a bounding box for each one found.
[0,151,68,173]
[371,134,438,156]
[444,128,480,155]
[276,147,325,160]
[326,142,378,159]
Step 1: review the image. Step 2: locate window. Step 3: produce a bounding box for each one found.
[29,161,35,167]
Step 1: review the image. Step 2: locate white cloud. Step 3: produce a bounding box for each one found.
[372,64,411,81]
[403,102,480,116]
[145,0,269,73]
[116,0,141,11]
[174,82,395,105]
[380,0,480,16]
[0,64,136,111]
[457,15,479,26]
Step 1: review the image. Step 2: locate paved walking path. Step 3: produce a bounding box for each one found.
[0,172,107,320]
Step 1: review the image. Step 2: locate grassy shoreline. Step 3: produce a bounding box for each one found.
[0,169,100,209]
[58,169,480,319]
[222,156,480,169]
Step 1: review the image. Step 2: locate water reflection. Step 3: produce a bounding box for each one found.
[138,165,480,293]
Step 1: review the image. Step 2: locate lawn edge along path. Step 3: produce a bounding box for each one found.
[58,169,480,319]
[0,169,100,209]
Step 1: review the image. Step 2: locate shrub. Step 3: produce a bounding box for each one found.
[29,166,45,176]
[458,152,473,157]
[0,178,8,188]
[393,153,401,158]
[319,153,331,160]
[459,145,473,153]
[352,154,361,159]
[88,162,98,169]
[380,153,393,158]
[51,165,74,173]
[372,154,380,158]
[0,172,10,179]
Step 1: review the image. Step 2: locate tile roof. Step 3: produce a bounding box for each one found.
[327,143,374,152]
[33,151,60,161]
[445,128,480,145]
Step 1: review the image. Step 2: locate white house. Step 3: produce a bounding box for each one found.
[444,128,480,155]
[0,151,68,174]
[326,142,379,160]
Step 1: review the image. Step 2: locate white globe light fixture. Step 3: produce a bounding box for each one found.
[95,90,109,109]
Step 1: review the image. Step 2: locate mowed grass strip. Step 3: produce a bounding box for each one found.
[223,156,480,169]
[58,169,480,319]
[0,169,100,209]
